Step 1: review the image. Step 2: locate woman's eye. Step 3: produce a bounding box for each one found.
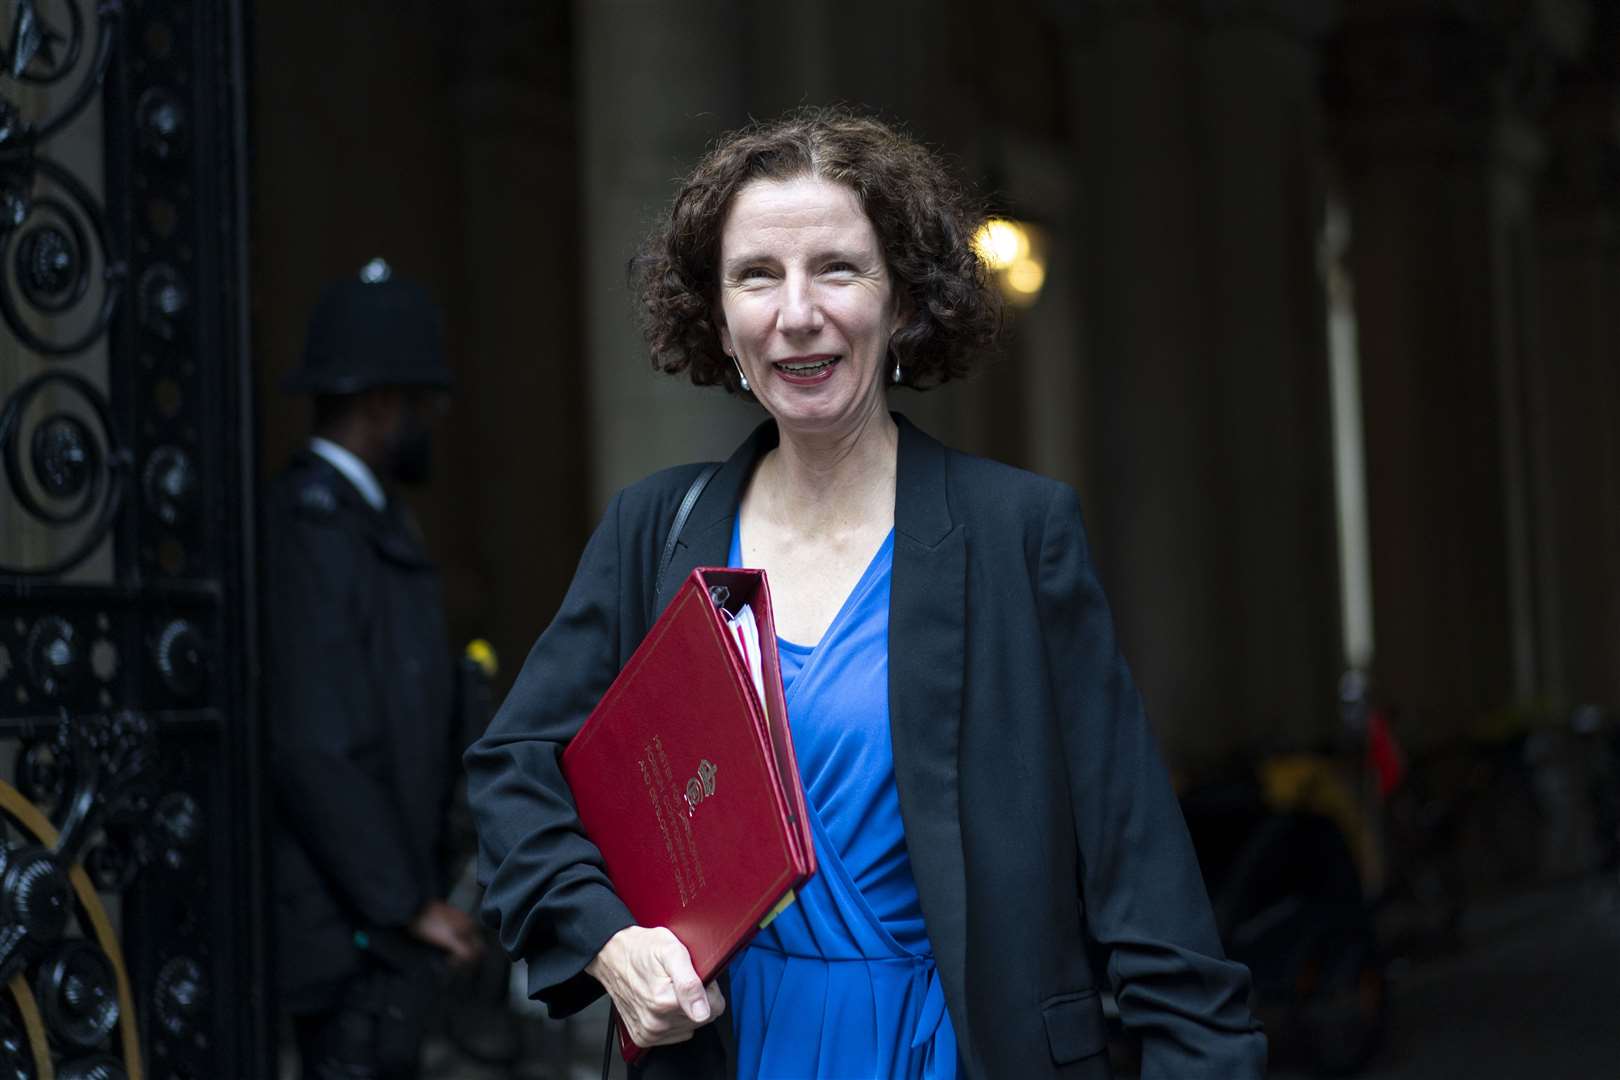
[737,267,774,281]
[822,261,857,274]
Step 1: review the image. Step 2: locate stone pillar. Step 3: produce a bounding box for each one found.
[746,0,956,133]
[1069,6,1224,760]
[1531,28,1620,709]
[1065,1,1343,757]
[1198,2,1343,746]
[446,1,587,687]
[576,0,759,510]
[1004,136,1088,496]
[1327,2,1586,738]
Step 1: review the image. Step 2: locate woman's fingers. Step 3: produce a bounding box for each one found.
[630,1021,695,1047]
[590,925,721,1048]
[704,980,727,1019]
[657,937,711,1022]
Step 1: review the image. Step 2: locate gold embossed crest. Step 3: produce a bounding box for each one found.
[684,757,719,815]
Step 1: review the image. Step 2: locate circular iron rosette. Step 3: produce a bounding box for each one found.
[0,370,128,577]
[0,779,142,1079]
[0,155,125,358]
[0,0,124,144]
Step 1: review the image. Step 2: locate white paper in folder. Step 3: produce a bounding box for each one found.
[722,604,767,708]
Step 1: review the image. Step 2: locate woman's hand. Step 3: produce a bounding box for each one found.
[586,925,726,1048]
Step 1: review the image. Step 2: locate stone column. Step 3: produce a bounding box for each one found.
[1065,2,1342,757]
[446,1,586,686]
[1531,27,1620,709]
[576,0,759,510]
[1198,1,1343,746]
[1327,2,1586,738]
[1068,5,1224,759]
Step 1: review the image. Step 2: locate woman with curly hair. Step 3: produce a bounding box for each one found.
[466,108,1265,1079]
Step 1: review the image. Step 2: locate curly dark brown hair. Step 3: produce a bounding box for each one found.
[633,107,1001,393]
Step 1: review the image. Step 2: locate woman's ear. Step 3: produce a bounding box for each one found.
[890,287,914,339]
[715,307,733,357]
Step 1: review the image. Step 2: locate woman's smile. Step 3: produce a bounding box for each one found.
[716,175,904,437]
[771,354,841,383]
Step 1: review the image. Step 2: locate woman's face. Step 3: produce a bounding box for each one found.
[716,176,904,439]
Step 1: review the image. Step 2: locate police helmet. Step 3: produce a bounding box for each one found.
[282,258,453,395]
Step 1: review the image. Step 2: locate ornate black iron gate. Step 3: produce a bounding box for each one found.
[0,1,265,1077]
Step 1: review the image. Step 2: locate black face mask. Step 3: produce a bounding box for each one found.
[385,411,433,487]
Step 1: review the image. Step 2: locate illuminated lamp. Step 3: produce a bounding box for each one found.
[972,216,1047,308]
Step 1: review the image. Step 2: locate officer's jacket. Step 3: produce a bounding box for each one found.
[264,450,456,1011]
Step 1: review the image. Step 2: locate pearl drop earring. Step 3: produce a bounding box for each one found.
[733,357,751,393]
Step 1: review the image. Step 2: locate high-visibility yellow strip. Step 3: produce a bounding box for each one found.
[0,780,142,1079]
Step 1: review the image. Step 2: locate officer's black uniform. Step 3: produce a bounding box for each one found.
[265,263,458,1079]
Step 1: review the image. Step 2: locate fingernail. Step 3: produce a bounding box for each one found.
[693,1000,711,1021]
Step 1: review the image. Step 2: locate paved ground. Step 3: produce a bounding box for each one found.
[1272,876,1620,1080]
[275,874,1619,1078]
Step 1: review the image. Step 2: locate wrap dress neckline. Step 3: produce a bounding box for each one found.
[727,518,957,1079]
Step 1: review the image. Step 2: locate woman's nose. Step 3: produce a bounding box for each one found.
[777,275,823,335]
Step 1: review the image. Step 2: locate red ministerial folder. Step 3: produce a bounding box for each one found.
[560,567,816,1063]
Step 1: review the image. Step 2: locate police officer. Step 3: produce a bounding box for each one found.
[265,259,482,1079]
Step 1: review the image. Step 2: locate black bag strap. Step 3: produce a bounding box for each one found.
[649,462,721,626]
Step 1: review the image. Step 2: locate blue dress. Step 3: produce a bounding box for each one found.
[727,519,957,1079]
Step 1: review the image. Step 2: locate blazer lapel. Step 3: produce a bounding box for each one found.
[888,416,972,1061]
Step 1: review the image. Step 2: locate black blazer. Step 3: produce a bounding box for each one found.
[466,416,1265,1078]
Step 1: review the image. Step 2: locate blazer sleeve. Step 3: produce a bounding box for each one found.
[464,491,637,1016]
[1036,483,1267,1078]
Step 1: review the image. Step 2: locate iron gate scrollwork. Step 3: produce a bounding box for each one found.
[1,2,265,1078]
